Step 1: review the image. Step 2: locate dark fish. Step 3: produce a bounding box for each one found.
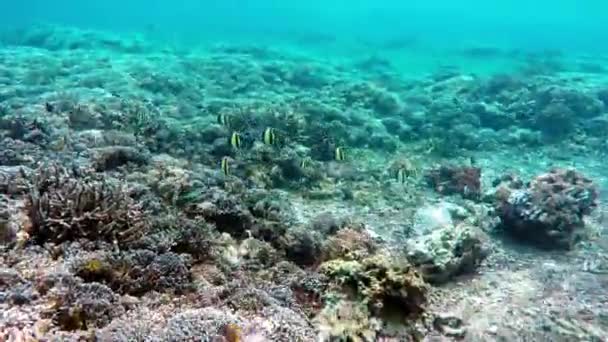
[45,102,54,113]
[217,113,232,127]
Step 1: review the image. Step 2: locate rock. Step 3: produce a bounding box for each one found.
[321,254,427,318]
[425,165,482,200]
[433,313,467,338]
[411,203,454,236]
[495,168,598,249]
[406,224,490,284]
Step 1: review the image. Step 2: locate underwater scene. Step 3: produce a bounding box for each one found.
[1,0,608,341]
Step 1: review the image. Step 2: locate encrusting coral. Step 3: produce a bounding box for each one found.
[320,254,427,320]
[495,168,598,249]
[425,164,481,200]
[406,223,490,284]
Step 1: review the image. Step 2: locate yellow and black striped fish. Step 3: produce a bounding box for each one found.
[396,168,408,183]
[262,127,276,145]
[300,156,312,170]
[229,132,242,149]
[334,147,346,161]
[217,113,232,127]
[221,156,230,176]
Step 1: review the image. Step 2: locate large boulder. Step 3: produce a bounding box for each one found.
[495,168,598,249]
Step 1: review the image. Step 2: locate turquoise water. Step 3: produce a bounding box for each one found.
[1,1,608,341]
[3,0,608,75]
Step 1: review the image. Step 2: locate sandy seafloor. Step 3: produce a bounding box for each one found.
[1,25,608,341]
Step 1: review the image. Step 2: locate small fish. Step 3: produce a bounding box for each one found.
[217,113,232,127]
[262,127,276,145]
[229,132,242,149]
[396,167,409,183]
[45,102,54,113]
[221,156,230,176]
[469,156,476,166]
[136,109,151,126]
[335,147,346,161]
[300,156,312,169]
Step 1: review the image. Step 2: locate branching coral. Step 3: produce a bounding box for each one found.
[47,282,125,331]
[70,250,193,296]
[496,168,598,249]
[25,164,148,245]
[110,250,193,295]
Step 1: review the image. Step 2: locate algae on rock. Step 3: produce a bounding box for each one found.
[320,254,427,319]
[406,224,490,284]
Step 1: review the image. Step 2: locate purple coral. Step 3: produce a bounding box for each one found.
[496,168,598,249]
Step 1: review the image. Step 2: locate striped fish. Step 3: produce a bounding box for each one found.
[262,127,276,145]
[334,147,346,161]
[217,113,232,127]
[221,156,230,176]
[229,132,242,149]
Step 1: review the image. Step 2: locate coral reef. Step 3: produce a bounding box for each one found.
[495,168,598,249]
[425,165,482,199]
[48,282,125,330]
[154,308,244,341]
[315,298,381,341]
[24,165,148,245]
[1,23,607,341]
[406,224,490,284]
[72,250,193,295]
[320,254,427,320]
[321,227,377,262]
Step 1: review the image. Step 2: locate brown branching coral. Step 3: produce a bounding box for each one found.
[25,164,148,245]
